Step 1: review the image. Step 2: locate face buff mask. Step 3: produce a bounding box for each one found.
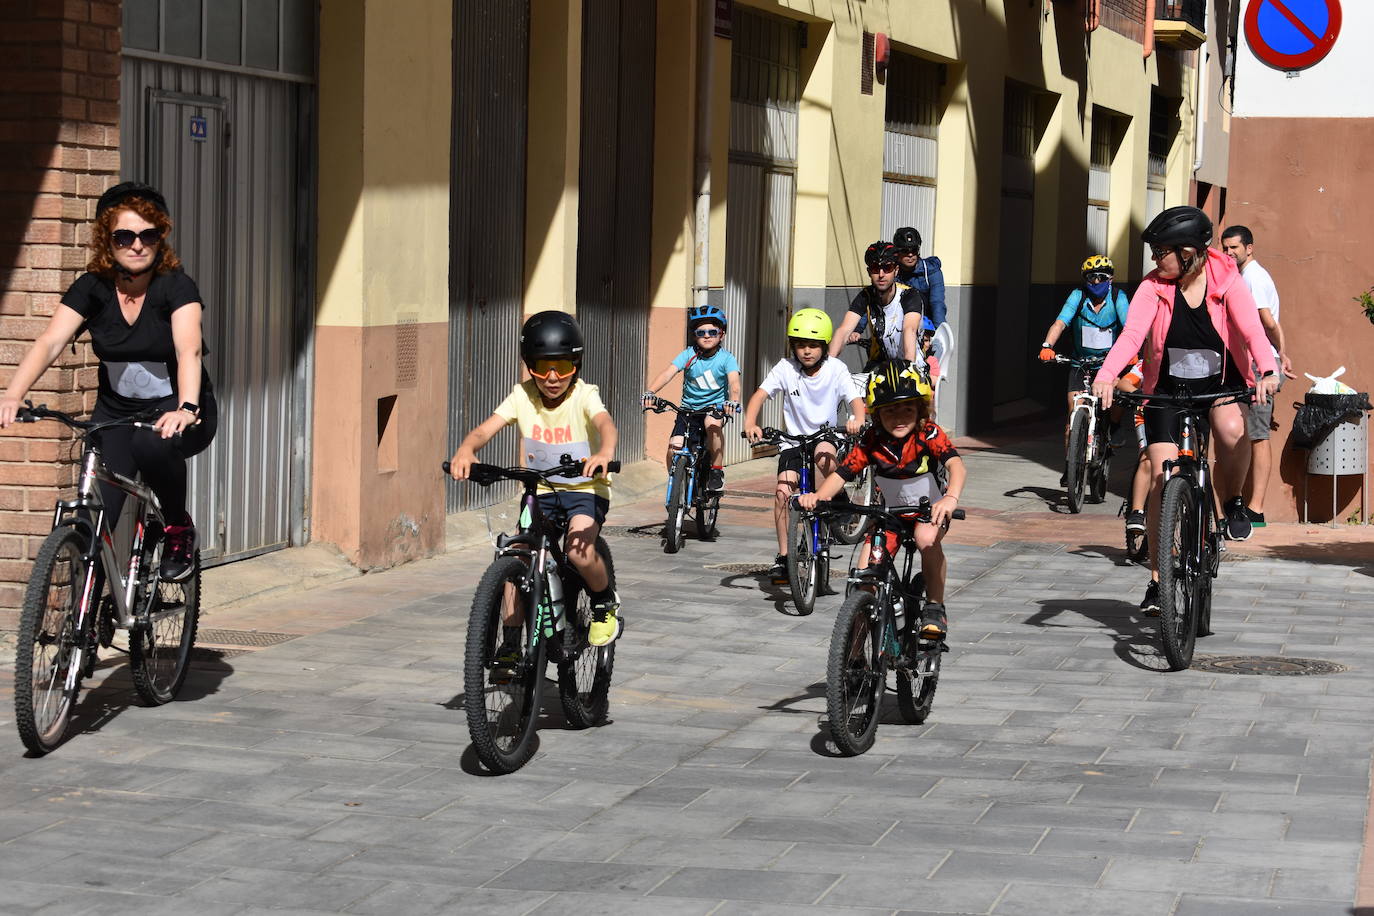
[1086,280,1112,300]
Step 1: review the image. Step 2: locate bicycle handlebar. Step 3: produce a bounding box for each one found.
[747,426,850,447]
[18,402,165,434]
[807,497,964,529]
[641,397,732,421]
[1113,388,1256,409]
[442,456,623,487]
[1050,356,1106,369]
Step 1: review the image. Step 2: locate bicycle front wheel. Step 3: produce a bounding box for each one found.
[14,527,90,755]
[558,538,617,729]
[833,466,878,545]
[826,592,885,755]
[663,459,688,554]
[786,505,818,616]
[130,550,200,705]
[1065,412,1089,514]
[465,556,544,773]
[1156,477,1198,670]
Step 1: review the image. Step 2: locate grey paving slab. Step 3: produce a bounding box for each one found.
[184,866,387,910]
[992,883,1178,916]
[650,865,840,905]
[1172,894,1351,915]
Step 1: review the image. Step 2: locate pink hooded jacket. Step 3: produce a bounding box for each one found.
[1095,247,1277,393]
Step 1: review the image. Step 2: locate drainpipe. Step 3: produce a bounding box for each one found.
[1143,0,1155,57]
[693,0,714,309]
[1192,3,1210,175]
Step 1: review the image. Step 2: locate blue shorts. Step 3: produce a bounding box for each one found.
[537,491,609,528]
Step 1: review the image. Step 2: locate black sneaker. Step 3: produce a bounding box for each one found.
[1224,497,1252,541]
[918,602,947,641]
[1125,509,1146,533]
[1244,507,1267,528]
[490,630,522,684]
[1140,581,1161,617]
[769,554,789,585]
[706,468,725,492]
[160,523,197,582]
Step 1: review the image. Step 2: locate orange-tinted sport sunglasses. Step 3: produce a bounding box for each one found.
[529,358,578,380]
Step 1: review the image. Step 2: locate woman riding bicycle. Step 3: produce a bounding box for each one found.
[0,182,216,582]
[1092,206,1278,614]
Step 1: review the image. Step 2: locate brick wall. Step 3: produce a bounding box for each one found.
[0,0,120,628]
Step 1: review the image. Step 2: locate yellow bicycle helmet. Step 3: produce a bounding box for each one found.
[1081,254,1114,276]
[786,307,833,344]
[865,360,932,411]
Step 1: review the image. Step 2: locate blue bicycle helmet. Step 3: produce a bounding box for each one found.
[687,305,727,330]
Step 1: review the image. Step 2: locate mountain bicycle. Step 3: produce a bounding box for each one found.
[1049,356,1111,513]
[755,426,849,616]
[642,397,730,553]
[12,403,200,755]
[811,497,963,755]
[444,455,621,774]
[1116,388,1254,671]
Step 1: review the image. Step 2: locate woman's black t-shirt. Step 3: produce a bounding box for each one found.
[60,270,213,416]
[1160,285,1241,394]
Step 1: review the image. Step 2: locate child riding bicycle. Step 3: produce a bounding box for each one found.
[642,304,741,492]
[744,308,865,585]
[799,361,966,639]
[448,310,622,647]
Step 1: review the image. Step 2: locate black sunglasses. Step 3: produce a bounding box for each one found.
[111,228,163,249]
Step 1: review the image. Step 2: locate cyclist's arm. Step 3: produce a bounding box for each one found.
[931,455,966,527]
[585,410,617,477]
[0,305,86,428]
[901,313,919,362]
[156,302,205,437]
[726,370,742,413]
[798,466,848,509]
[743,387,769,441]
[925,260,947,327]
[449,413,508,479]
[845,397,866,434]
[829,311,861,358]
[1256,307,1295,379]
[645,363,679,395]
[1041,319,1068,351]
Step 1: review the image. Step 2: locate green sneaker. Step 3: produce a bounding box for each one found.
[588,594,622,647]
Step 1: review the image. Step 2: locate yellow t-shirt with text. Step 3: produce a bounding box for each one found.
[493,379,612,499]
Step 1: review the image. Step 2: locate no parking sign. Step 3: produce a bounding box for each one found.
[1244,0,1342,71]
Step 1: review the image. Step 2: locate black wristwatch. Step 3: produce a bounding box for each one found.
[179,401,201,417]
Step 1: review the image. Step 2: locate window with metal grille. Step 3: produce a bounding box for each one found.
[861,31,874,96]
[1147,94,1178,190]
[730,7,800,110]
[123,0,315,77]
[1003,82,1036,160]
[886,53,941,140]
[1100,0,1146,43]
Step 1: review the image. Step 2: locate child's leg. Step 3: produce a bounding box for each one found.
[705,415,724,467]
[1131,448,1150,511]
[915,521,948,603]
[813,441,838,480]
[774,471,798,556]
[565,506,610,593]
[666,436,683,471]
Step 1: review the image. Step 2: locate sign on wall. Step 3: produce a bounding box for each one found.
[1244,0,1342,71]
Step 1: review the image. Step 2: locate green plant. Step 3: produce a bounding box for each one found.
[1356,288,1374,325]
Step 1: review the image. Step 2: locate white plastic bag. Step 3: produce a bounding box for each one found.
[1304,366,1357,395]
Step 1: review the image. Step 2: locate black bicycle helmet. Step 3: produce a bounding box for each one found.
[519,310,585,367]
[865,359,932,412]
[864,240,897,268]
[1141,206,1212,249]
[892,226,922,252]
[96,181,169,218]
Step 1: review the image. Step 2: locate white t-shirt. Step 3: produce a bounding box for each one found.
[759,357,860,435]
[1241,259,1280,360]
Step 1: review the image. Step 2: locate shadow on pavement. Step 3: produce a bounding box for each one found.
[1026,597,1171,672]
[1003,484,1075,513]
[715,570,799,617]
[1066,544,1141,569]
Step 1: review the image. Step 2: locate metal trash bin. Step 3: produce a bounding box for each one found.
[1303,394,1370,526]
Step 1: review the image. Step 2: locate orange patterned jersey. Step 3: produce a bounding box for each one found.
[837,420,959,483]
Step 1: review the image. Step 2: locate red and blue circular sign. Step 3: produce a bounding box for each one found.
[1245,0,1342,71]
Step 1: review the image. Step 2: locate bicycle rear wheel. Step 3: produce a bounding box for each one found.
[1156,477,1198,670]
[14,527,90,755]
[786,505,818,616]
[663,458,688,554]
[1065,412,1089,514]
[896,644,941,725]
[833,466,878,545]
[1088,443,1111,505]
[465,557,544,773]
[557,538,617,729]
[693,462,720,542]
[130,550,200,706]
[826,592,885,755]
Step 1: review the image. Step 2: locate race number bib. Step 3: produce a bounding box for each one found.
[1081,325,1115,351]
[876,471,942,510]
[106,360,174,399]
[1167,348,1222,380]
[523,438,592,484]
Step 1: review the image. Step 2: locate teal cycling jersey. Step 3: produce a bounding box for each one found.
[672,346,741,410]
[1056,287,1130,358]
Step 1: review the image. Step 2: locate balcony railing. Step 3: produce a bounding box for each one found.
[1154,0,1206,49]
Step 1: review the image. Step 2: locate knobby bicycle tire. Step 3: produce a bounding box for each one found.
[130,549,200,706]
[557,537,617,729]
[14,527,90,755]
[833,466,878,546]
[465,556,544,773]
[1156,477,1198,671]
[693,460,720,542]
[663,458,688,554]
[786,505,818,616]
[1088,434,1111,505]
[826,592,885,755]
[1065,411,1089,514]
[896,647,941,725]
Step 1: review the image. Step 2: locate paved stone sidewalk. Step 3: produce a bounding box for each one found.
[1,439,1372,913]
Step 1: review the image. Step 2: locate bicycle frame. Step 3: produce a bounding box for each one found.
[665,416,707,511]
[1068,392,1105,466]
[491,486,564,658]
